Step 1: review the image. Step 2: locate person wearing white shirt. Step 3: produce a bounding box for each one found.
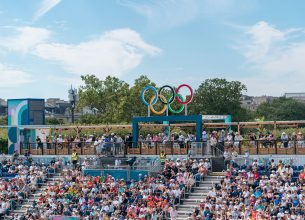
[285,165,293,176]
[203,159,211,170]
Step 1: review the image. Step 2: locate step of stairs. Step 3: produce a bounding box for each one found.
[209,172,225,176]
[176,173,224,219]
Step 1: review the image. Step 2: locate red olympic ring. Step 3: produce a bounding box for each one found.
[175,84,193,105]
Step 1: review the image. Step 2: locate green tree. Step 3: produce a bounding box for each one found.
[189,78,248,121]
[124,75,156,121]
[78,75,130,123]
[77,114,103,124]
[46,117,62,125]
[0,116,7,125]
[256,97,305,121]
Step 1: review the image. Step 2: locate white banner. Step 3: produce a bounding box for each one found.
[202,115,229,120]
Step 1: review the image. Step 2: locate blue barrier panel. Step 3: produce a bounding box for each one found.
[103,170,129,180]
[83,169,102,176]
[83,169,150,181]
[51,217,79,220]
[130,170,149,181]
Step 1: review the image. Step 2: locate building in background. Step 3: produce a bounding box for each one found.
[45,98,96,123]
[284,93,305,102]
[241,95,275,111]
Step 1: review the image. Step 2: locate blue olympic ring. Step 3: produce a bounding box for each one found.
[141,86,158,106]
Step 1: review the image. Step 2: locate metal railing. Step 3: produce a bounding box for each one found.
[237,139,304,155]
[14,139,305,156]
[127,140,191,155]
[20,141,125,156]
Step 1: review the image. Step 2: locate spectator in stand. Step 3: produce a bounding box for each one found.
[0,157,58,218]
[18,157,206,219]
[281,132,289,148]
[202,131,208,143]
[218,130,225,149]
[193,159,305,219]
[223,148,231,169]
[225,132,234,147]
[210,132,218,151]
[234,133,243,148]
[297,132,304,147]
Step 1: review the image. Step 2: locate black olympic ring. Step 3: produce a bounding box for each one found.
[158,85,176,105]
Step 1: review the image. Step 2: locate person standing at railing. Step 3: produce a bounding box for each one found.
[178,133,185,148]
[146,134,152,148]
[56,134,63,149]
[225,131,234,147]
[125,133,133,148]
[94,138,101,154]
[296,131,304,147]
[202,131,208,155]
[234,133,243,148]
[219,130,225,150]
[46,136,51,150]
[281,132,289,148]
[210,131,218,156]
[36,136,43,152]
[223,148,231,169]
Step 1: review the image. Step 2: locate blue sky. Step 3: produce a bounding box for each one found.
[1,0,305,99]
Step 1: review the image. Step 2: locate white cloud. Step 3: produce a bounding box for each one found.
[119,0,199,30]
[0,26,51,53]
[235,21,305,95]
[0,64,33,87]
[119,0,246,31]
[47,75,83,87]
[243,21,285,63]
[34,0,61,21]
[33,28,161,78]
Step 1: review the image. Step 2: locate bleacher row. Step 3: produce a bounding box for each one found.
[233,164,304,181]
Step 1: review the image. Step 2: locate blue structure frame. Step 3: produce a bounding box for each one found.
[132,115,202,146]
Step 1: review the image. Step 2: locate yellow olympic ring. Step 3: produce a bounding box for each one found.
[149,94,167,115]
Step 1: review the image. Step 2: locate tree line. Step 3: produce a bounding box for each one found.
[73,75,305,124]
[1,75,305,126]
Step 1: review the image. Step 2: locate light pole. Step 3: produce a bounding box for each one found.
[68,85,79,123]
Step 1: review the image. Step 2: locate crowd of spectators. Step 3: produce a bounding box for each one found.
[13,157,210,219]
[0,152,58,218]
[191,158,305,220]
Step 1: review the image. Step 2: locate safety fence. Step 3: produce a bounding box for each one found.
[82,157,162,181]
[237,139,305,155]
[14,139,305,156]
[19,141,125,156]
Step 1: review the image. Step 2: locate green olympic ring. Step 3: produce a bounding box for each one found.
[167,93,185,114]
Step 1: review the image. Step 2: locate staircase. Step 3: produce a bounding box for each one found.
[4,173,63,219]
[176,172,224,220]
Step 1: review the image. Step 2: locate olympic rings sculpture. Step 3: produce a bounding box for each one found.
[141,84,193,115]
